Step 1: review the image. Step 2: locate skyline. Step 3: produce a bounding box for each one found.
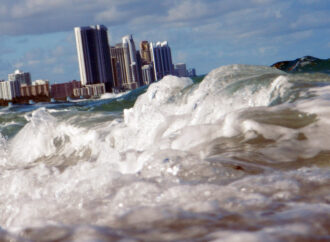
[0,0,329,82]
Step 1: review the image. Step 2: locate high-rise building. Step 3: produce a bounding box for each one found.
[0,80,21,100]
[136,51,143,87]
[110,56,122,91]
[74,25,113,92]
[140,41,151,64]
[122,35,140,90]
[141,64,155,85]
[110,43,128,91]
[150,41,174,81]
[8,69,31,86]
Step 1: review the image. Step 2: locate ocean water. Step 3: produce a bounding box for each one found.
[0,64,329,241]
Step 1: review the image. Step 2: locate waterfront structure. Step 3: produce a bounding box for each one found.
[8,69,32,86]
[122,35,140,89]
[51,80,82,100]
[136,51,143,87]
[33,80,49,85]
[0,80,21,100]
[74,25,113,92]
[150,41,174,81]
[110,56,122,91]
[174,63,188,77]
[140,41,151,64]
[110,43,127,90]
[21,81,50,98]
[111,40,141,90]
[141,64,155,85]
[73,83,105,98]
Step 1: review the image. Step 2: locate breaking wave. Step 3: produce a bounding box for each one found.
[0,64,329,241]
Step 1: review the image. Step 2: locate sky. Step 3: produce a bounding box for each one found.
[0,0,329,83]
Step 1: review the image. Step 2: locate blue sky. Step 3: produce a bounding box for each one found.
[0,0,329,83]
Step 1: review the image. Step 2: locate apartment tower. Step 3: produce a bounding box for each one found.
[150,41,174,81]
[140,41,152,64]
[74,25,113,92]
[8,69,32,86]
[110,43,127,90]
[122,35,140,89]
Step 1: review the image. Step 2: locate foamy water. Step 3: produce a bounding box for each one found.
[0,65,329,241]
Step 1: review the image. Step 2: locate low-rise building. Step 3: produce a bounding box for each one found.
[73,83,106,98]
[21,81,50,98]
[51,80,82,100]
[174,63,188,77]
[188,68,197,77]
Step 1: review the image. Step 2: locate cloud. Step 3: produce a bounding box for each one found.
[0,0,328,44]
[0,0,329,78]
[95,6,128,23]
[4,32,79,81]
[166,1,213,22]
[290,11,330,31]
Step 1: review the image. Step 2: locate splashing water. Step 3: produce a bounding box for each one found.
[0,65,329,241]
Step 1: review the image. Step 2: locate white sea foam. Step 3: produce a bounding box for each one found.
[0,65,329,240]
[100,91,130,99]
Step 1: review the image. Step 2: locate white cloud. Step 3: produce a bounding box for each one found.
[166,1,212,22]
[0,0,328,78]
[95,6,128,23]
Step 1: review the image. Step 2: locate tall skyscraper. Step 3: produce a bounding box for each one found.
[150,41,174,81]
[74,25,113,92]
[122,35,140,89]
[140,41,152,64]
[136,51,143,87]
[110,56,122,91]
[8,69,31,86]
[110,43,129,90]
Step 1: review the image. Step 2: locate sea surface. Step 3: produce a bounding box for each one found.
[0,65,329,241]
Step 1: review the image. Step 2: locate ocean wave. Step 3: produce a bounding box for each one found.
[0,64,329,241]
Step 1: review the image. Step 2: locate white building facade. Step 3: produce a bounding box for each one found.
[141,64,155,85]
[0,80,21,100]
[122,35,140,89]
[8,69,31,86]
